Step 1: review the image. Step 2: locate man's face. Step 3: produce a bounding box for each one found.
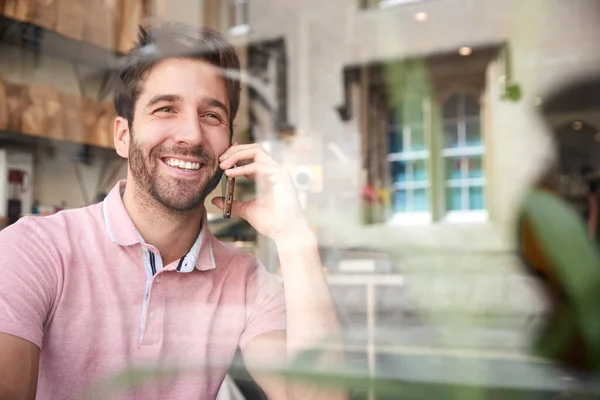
[127,58,231,213]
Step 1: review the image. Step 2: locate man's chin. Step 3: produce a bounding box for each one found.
[155,195,206,213]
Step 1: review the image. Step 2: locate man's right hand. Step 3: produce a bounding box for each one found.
[0,333,39,400]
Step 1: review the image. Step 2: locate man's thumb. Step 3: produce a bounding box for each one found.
[211,196,224,210]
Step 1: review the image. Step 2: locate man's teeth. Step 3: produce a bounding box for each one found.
[165,159,201,170]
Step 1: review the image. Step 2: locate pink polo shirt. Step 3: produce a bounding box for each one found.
[0,180,286,400]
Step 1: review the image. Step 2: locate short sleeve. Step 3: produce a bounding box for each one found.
[0,218,60,349]
[239,261,286,349]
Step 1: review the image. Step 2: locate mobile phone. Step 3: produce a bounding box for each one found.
[223,173,235,219]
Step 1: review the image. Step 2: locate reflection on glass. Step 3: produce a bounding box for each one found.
[391,161,407,182]
[444,122,459,148]
[466,120,482,146]
[443,94,459,119]
[468,156,483,178]
[469,185,485,210]
[413,159,428,181]
[393,190,407,212]
[465,94,479,117]
[388,125,404,153]
[414,188,428,211]
[446,157,462,180]
[446,187,462,211]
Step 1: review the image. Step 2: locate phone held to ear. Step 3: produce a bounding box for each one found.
[223,171,235,219]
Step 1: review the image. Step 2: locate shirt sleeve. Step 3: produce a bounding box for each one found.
[239,260,286,349]
[0,217,60,349]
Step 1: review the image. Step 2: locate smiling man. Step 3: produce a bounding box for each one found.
[0,24,343,400]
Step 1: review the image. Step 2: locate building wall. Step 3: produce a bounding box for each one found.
[245,0,600,251]
[236,0,600,323]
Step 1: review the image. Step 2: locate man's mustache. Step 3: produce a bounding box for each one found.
[151,146,216,164]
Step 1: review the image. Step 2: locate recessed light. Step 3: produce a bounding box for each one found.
[573,121,583,131]
[459,47,472,56]
[415,12,427,21]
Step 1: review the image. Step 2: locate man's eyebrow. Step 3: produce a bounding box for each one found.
[204,97,230,119]
[146,94,182,108]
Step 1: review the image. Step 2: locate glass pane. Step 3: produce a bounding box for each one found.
[466,120,482,146]
[445,157,463,180]
[468,186,485,210]
[468,156,483,178]
[410,124,426,151]
[443,94,459,118]
[413,159,428,181]
[388,125,404,153]
[446,187,462,211]
[391,161,407,183]
[465,94,479,117]
[392,190,407,212]
[413,188,429,211]
[443,122,459,148]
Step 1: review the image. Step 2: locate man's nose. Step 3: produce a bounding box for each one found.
[174,112,204,146]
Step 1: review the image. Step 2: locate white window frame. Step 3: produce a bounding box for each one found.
[378,0,424,9]
[386,99,432,225]
[441,92,487,220]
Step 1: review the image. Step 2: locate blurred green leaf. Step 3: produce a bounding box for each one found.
[521,189,600,368]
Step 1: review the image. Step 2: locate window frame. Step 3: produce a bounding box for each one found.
[362,0,424,9]
[439,90,487,219]
[385,97,433,221]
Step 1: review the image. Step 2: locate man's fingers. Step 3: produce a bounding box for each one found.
[224,162,280,179]
[210,197,250,220]
[220,143,259,161]
[211,196,224,210]
[219,144,277,169]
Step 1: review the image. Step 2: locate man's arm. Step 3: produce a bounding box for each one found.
[215,144,346,399]
[0,333,39,400]
[0,218,60,400]
[241,230,345,399]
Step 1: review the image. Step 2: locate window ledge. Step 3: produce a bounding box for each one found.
[387,212,432,226]
[228,24,250,37]
[442,210,489,224]
[378,0,423,9]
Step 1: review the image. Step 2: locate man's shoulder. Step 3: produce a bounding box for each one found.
[211,238,274,279]
[212,238,258,267]
[1,202,104,243]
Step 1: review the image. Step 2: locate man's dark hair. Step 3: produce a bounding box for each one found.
[113,23,241,135]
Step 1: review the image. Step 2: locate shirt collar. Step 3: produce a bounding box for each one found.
[102,180,216,272]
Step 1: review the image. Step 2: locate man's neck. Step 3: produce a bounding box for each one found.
[122,182,204,266]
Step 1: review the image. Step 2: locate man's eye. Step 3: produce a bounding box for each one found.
[155,106,173,113]
[205,113,222,120]
[203,113,224,124]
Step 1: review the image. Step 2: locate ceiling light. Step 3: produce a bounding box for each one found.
[573,121,583,131]
[534,96,543,106]
[459,47,472,56]
[415,12,427,21]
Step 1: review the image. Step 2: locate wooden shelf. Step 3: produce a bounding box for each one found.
[0,15,122,69]
[0,130,116,156]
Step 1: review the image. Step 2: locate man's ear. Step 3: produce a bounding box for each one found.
[114,117,130,158]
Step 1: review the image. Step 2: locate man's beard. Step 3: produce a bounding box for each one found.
[128,136,224,214]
